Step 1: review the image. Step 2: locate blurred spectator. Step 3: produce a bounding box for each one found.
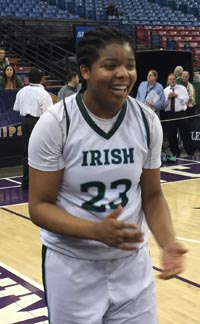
[182,70,195,116]
[57,70,80,101]
[174,65,184,85]
[136,69,166,115]
[164,73,194,157]
[183,43,192,51]
[13,68,53,190]
[0,65,24,89]
[0,47,9,75]
[106,1,118,17]
[192,72,200,115]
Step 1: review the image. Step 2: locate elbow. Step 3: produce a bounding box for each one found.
[29,203,41,227]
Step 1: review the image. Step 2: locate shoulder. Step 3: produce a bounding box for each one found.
[138,81,147,88]
[16,76,24,87]
[176,84,187,91]
[164,85,170,92]
[127,96,156,121]
[156,82,164,90]
[59,85,67,91]
[47,93,77,121]
[20,84,34,94]
[127,97,162,148]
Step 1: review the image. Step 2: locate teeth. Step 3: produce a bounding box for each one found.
[112,86,127,90]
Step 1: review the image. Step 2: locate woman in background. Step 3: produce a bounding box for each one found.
[0,64,24,89]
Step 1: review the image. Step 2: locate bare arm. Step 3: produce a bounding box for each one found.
[29,167,143,250]
[140,168,187,279]
[141,168,174,247]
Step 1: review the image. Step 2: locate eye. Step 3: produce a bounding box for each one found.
[127,64,135,70]
[105,64,116,70]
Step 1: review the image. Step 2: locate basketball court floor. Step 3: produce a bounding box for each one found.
[0,154,199,324]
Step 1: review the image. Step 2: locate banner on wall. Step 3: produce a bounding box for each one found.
[73,24,97,45]
[0,123,22,139]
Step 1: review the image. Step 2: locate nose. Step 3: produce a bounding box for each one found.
[115,65,129,78]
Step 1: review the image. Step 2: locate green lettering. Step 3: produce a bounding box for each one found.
[111,149,122,164]
[122,148,134,164]
[90,150,103,166]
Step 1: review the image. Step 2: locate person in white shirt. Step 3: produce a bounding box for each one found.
[13,68,53,189]
[182,70,196,116]
[164,73,194,157]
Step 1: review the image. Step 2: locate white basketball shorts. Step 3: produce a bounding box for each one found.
[42,244,157,324]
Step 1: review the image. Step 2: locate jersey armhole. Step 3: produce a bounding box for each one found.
[136,100,150,148]
[63,99,70,135]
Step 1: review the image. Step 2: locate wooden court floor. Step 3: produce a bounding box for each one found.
[0,157,199,324]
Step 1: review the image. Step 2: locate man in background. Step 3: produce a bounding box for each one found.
[57,70,80,101]
[136,69,166,114]
[174,65,184,85]
[164,73,194,157]
[13,68,53,189]
[182,70,195,116]
[0,47,9,75]
[193,72,200,115]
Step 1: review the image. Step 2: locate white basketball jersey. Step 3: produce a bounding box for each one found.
[29,93,163,260]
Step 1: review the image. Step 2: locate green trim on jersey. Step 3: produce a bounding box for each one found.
[64,94,150,147]
[63,99,70,135]
[76,92,127,139]
[136,101,150,148]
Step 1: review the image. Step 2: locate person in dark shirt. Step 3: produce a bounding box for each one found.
[57,70,80,101]
[106,1,118,17]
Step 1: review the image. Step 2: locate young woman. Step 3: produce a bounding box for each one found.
[28,26,187,324]
[0,64,24,89]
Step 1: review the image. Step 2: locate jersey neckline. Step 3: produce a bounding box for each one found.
[75,92,127,139]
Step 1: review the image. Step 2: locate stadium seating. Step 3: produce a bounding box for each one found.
[0,0,200,27]
[1,0,200,66]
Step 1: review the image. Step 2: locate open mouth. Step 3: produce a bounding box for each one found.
[111,85,128,93]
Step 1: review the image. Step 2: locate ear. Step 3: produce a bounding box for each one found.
[79,64,90,81]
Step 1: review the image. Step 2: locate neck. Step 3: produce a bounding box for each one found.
[148,81,155,87]
[82,92,122,119]
[68,81,76,87]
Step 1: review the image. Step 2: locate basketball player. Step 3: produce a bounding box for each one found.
[28,26,187,324]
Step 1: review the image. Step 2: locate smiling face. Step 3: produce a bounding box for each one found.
[167,74,176,88]
[80,42,137,118]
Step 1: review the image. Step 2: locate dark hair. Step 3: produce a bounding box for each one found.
[3,64,16,80]
[28,68,44,83]
[76,25,135,92]
[2,64,21,89]
[66,70,78,83]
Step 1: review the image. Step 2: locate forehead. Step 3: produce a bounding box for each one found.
[0,49,5,54]
[168,75,176,80]
[97,42,135,60]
